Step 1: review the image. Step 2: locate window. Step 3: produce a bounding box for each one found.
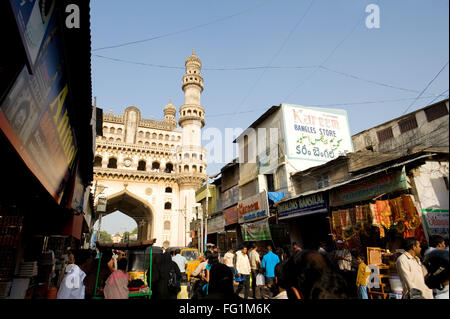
[424,102,448,122]
[192,165,197,172]
[164,221,170,230]
[165,135,169,140]
[137,160,146,171]
[94,156,102,167]
[117,128,122,134]
[164,202,172,210]
[152,142,156,147]
[184,153,189,159]
[165,187,172,193]
[165,163,174,173]
[398,116,418,133]
[159,134,163,140]
[116,138,121,142]
[107,158,117,169]
[266,174,275,192]
[200,154,203,160]
[192,153,197,159]
[199,166,203,173]
[110,127,115,134]
[109,137,114,141]
[152,133,157,139]
[184,165,189,172]
[376,127,394,142]
[152,162,160,170]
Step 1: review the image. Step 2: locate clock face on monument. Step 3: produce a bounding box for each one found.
[124,159,131,167]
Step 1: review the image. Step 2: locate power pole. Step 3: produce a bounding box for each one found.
[204,177,209,253]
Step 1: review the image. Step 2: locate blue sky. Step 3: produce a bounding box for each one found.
[91,0,449,234]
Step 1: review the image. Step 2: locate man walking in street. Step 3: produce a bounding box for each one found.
[248,243,261,298]
[172,249,188,282]
[223,248,235,275]
[235,246,251,299]
[396,237,434,299]
[261,245,280,298]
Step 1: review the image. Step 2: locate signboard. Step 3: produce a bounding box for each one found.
[223,205,238,226]
[0,6,78,203]
[278,193,328,220]
[9,0,57,72]
[422,209,449,239]
[238,191,270,224]
[241,218,272,241]
[207,215,225,235]
[330,169,409,207]
[282,104,353,171]
[97,197,107,213]
[222,185,239,209]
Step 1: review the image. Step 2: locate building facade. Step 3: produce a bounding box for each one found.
[93,52,207,248]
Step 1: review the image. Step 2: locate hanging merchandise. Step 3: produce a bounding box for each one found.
[389,197,406,223]
[375,200,393,230]
[370,203,385,238]
[331,211,343,240]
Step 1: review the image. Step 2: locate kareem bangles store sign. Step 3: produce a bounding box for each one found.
[330,168,409,207]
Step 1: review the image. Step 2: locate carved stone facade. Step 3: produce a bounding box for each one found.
[93,52,207,248]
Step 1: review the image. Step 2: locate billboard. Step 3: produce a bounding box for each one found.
[422,209,449,239]
[282,104,353,171]
[238,190,270,224]
[8,0,57,72]
[278,192,328,220]
[0,6,78,202]
[223,205,238,226]
[222,185,239,209]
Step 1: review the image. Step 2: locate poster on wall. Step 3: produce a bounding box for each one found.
[422,209,449,238]
[223,205,238,226]
[207,215,225,235]
[241,218,272,241]
[0,4,78,203]
[238,190,270,223]
[222,185,239,209]
[8,0,57,72]
[282,104,353,171]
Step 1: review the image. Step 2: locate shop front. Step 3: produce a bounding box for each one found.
[223,205,240,251]
[276,192,330,250]
[0,0,94,299]
[206,213,225,253]
[328,166,429,299]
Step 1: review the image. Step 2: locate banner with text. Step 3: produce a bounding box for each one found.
[330,169,409,207]
[0,5,78,202]
[422,209,449,239]
[238,190,270,224]
[277,192,328,220]
[223,205,239,226]
[282,104,353,172]
[241,218,272,241]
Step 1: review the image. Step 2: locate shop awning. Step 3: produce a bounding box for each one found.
[277,152,435,206]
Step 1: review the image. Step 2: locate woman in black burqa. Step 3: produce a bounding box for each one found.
[147,251,181,299]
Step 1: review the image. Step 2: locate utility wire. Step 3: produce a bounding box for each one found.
[282,12,364,102]
[92,0,272,52]
[206,94,447,118]
[231,0,316,115]
[402,61,449,114]
[426,88,449,105]
[93,54,432,95]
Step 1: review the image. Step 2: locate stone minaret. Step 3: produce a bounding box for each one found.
[176,50,207,245]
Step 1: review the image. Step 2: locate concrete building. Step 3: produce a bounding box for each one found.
[352,99,449,154]
[92,52,207,248]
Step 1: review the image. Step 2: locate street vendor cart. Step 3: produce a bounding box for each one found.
[93,239,157,299]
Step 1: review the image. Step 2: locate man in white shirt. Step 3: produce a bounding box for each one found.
[172,249,188,281]
[223,249,235,270]
[191,255,208,278]
[332,240,352,272]
[248,243,261,299]
[235,246,251,299]
[396,237,434,299]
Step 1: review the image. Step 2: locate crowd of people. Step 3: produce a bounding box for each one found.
[53,235,449,300]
